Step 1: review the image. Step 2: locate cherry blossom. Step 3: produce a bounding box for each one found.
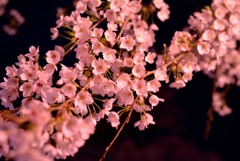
[107,112,120,128]
[119,35,136,51]
[74,90,94,115]
[0,0,240,160]
[134,113,155,131]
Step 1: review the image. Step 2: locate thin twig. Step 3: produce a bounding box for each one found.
[115,16,132,41]
[115,0,142,41]
[90,17,105,30]
[143,53,185,79]
[99,107,134,161]
[204,67,219,140]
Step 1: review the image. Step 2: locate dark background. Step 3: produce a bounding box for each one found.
[1,1,240,161]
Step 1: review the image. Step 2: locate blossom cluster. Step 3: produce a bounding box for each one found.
[0,0,239,161]
[0,0,25,35]
[188,0,240,115]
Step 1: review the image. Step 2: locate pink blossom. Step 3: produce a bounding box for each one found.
[19,67,39,81]
[50,27,59,40]
[75,43,90,59]
[105,80,116,96]
[169,31,193,55]
[157,8,170,22]
[195,9,213,23]
[111,59,124,74]
[132,79,148,97]
[134,113,155,131]
[25,46,40,61]
[107,112,120,128]
[109,0,123,12]
[91,58,108,75]
[197,41,211,55]
[90,85,106,96]
[213,18,227,31]
[0,86,19,109]
[133,28,151,45]
[33,80,50,99]
[89,0,101,8]
[42,144,57,159]
[11,148,52,161]
[61,83,77,98]
[133,102,151,113]
[46,50,61,65]
[202,29,216,42]
[73,25,91,42]
[41,86,61,104]
[92,28,103,38]
[123,57,134,67]
[59,65,78,84]
[218,32,229,43]
[38,69,53,83]
[91,38,106,55]
[153,0,166,9]
[154,68,168,81]
[104,98,116,111]
[62,117,81,138]
[182,73,193,82]
[229,13,240,25]
[117,89,134,106]
[107,21,118,31]
[75,45,94,67]
[21,98,51,126]
[231,24,240,40]
[102,48,116,63]
[147,79,161,92]
[116,73,131,89]
[218,105,232,116]
[76,1,87,13]
[91,75,107,87]
[104,9,117,22]
[149,95,164,107]
[223,0,239,11]
[181,61,197,74]
[169,79,186,89]
[133,52,145,65]
[5,78,19,88]
[19,81,34,97]
[145,52,156,64]
[0,131,9,156]
[215,5,228,19]
[132,64,146,78]
[150,23,159,31]
[104,29,116,45]
[5,65,18,78]
[119,35,136,51]
[74,91,93,115]
[123,0,142,14]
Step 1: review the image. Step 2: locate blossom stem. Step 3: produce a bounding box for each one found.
[204,71,217,140]
[90,17,105,30]
[92,96,106,102]
[115,0,142,42]
[115,16,131,41]
[204,67,231,140]
[99,105,134,161]
[65,41,77,55]
[143,53,185,79]
[0,109,27,124]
